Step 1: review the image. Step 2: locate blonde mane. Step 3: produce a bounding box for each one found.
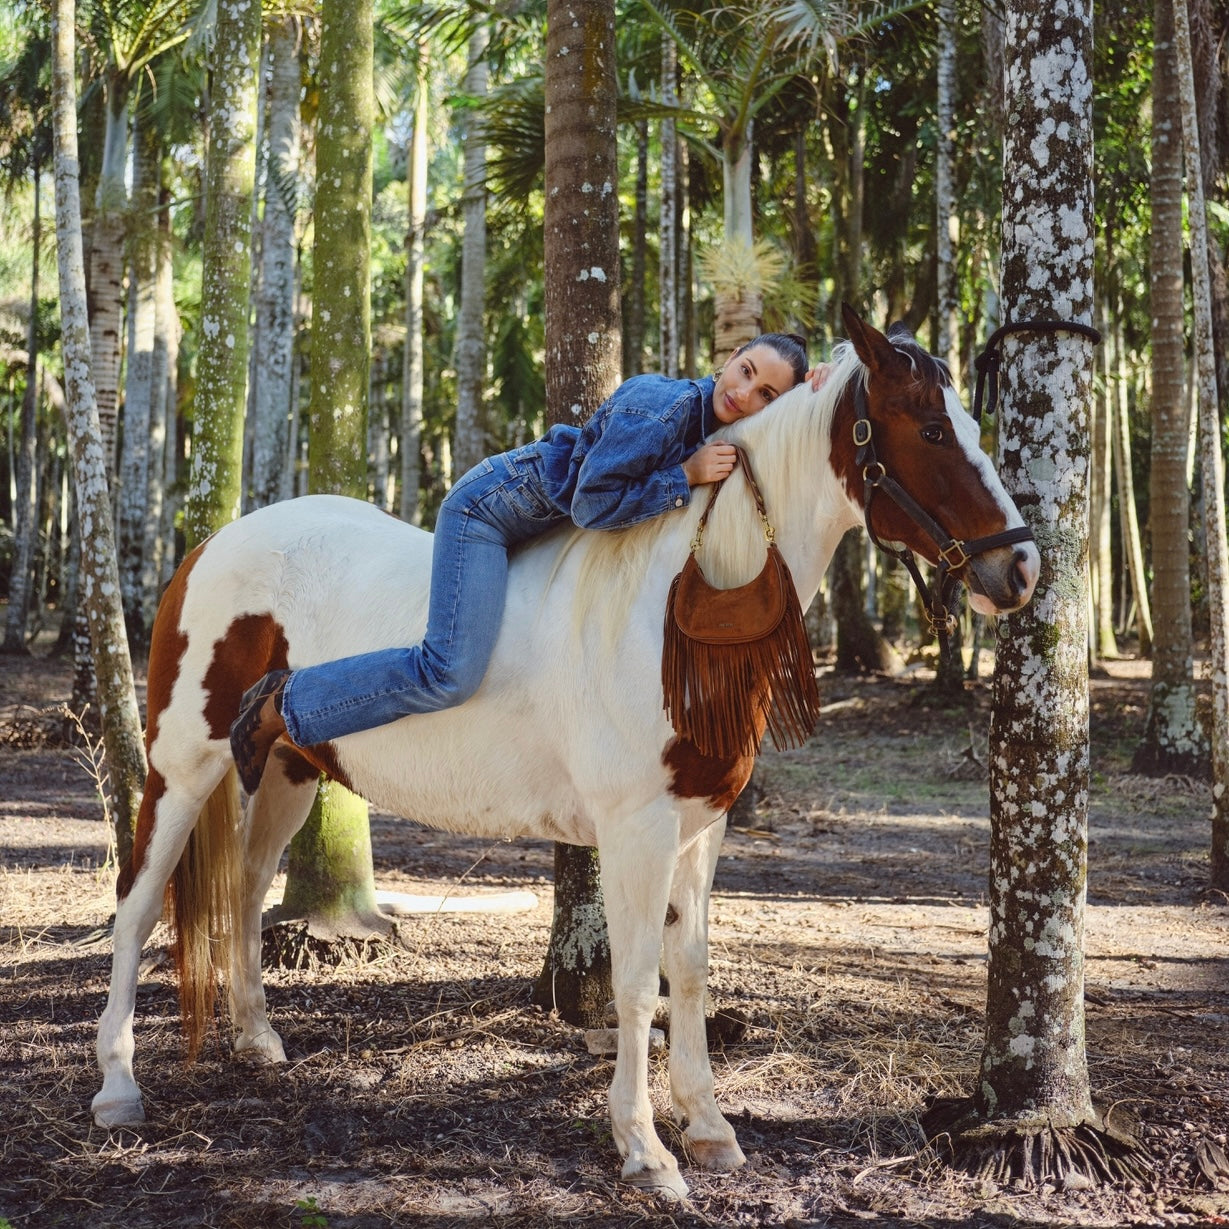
[568,342,865,649]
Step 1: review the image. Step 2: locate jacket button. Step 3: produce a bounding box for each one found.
[674,496,684,507]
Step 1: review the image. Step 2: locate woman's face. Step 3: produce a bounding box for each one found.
[712,344,798,424]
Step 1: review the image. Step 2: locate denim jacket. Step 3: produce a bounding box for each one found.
[532,373,718,530]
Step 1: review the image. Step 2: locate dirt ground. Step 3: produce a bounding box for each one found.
[1,636,1226,1229]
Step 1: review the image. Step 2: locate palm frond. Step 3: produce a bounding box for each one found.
[697,236,817,329]
[478,73,544,204]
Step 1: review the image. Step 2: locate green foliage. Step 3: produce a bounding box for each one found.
[295,1196,329,1229]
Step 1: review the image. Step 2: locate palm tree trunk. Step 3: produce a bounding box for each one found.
[659,36,678,378]
[1091,303,1118,660]
[185,0,260,548]
[141,166,177,629]
[534,0,621,1027]
[624,120,648,378]
[118,112,159,648]
[249,15,301,511]
[277,0,387,945]
[1134,0,1207,775]
[1171,0,1229,887]
[50,0,146,870]
[935,0,958,373]
[3,160,41,655]
[452,31,489,480]
[400,54,428,524]
[1110,319,1152,650]
[87,82,129,477]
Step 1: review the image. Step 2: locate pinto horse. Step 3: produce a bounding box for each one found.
[92,308,1039,1199]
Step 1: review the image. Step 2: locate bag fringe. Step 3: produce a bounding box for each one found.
[663,562,821,759]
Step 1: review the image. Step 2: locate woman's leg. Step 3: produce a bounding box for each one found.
[230,451,560,789]
[280,492,512,744]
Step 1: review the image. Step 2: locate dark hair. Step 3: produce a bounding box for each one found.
[739,332,809,387]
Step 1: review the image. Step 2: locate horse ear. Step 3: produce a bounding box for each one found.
[841,303,901,377]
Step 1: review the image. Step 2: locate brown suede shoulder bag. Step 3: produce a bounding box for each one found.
[662,447,821,759]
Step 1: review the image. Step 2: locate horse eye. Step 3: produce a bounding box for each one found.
[922,425,945,444]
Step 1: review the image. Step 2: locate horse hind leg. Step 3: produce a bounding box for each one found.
[93,761,231,1127]
[228,760,320,1063]
[598,801,690,1200]
[662,816,746,1172]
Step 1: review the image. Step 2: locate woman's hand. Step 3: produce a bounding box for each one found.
[804,362,832,391]
[682,442,739,487]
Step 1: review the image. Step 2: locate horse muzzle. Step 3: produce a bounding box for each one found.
[965,538,1040,615]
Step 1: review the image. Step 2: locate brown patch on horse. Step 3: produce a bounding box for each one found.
[663,738,757,814]
[202,613,291,742]
[271,741,357,795]
[118,545,205,900]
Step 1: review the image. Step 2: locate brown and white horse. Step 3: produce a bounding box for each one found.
[92,308,1039,1199]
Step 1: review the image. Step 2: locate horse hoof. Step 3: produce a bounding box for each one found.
[92,1096,145,1128]
[233,1030,286,1064]
[623,1161,689,1201]
[686,1136,747,1171]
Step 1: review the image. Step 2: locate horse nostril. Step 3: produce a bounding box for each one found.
[1012,547,1036,597]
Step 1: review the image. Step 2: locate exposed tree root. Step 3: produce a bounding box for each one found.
[260,916,402,970]
[920,1096,1148,1189]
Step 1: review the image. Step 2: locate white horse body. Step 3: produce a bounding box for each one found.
[92,319,1039,1200]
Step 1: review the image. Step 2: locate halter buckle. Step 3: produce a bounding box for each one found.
[862,460,886,486]
[928,604,958,637]
[939,539,971,571]
[852,419,873,448]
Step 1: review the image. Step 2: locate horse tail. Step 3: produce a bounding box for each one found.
[166,768,244,1060]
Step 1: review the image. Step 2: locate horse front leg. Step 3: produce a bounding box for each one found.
[663,815,746,1171]
[228,765,320,1062]
[598,802,689,1200]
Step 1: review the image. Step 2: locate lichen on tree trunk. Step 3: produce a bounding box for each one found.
[922,0,1142,1186]
[531,845,612,1028]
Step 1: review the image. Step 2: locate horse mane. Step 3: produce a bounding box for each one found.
[884,323,954,393]
[566,341,867,649]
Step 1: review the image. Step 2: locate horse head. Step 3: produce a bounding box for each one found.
[832,304,1040,621]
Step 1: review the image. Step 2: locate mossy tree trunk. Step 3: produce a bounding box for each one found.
[923,0,1142,1186]
[184,0,260,548]
[276,0,387,946]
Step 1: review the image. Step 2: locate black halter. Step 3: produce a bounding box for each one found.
[852,382,1036,659]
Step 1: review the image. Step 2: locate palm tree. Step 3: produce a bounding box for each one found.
[636,0,923,350]
[1170,0,1229,888]
[1133,0,1207,776]
[79,0,195,475]
[452,29,490,478]
[400,46,429,522]
[529,0,621,1028]
[277,0,386,942]
[248,14,303,511]
[49,0,146,869]
[183,0,260,547]
[0,8,52,654]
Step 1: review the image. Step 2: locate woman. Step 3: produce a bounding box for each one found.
[231,334,823,792]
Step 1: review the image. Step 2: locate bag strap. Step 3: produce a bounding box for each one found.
[691,446,775,553]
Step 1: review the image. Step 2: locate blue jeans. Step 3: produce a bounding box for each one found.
[281,446,566,745]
